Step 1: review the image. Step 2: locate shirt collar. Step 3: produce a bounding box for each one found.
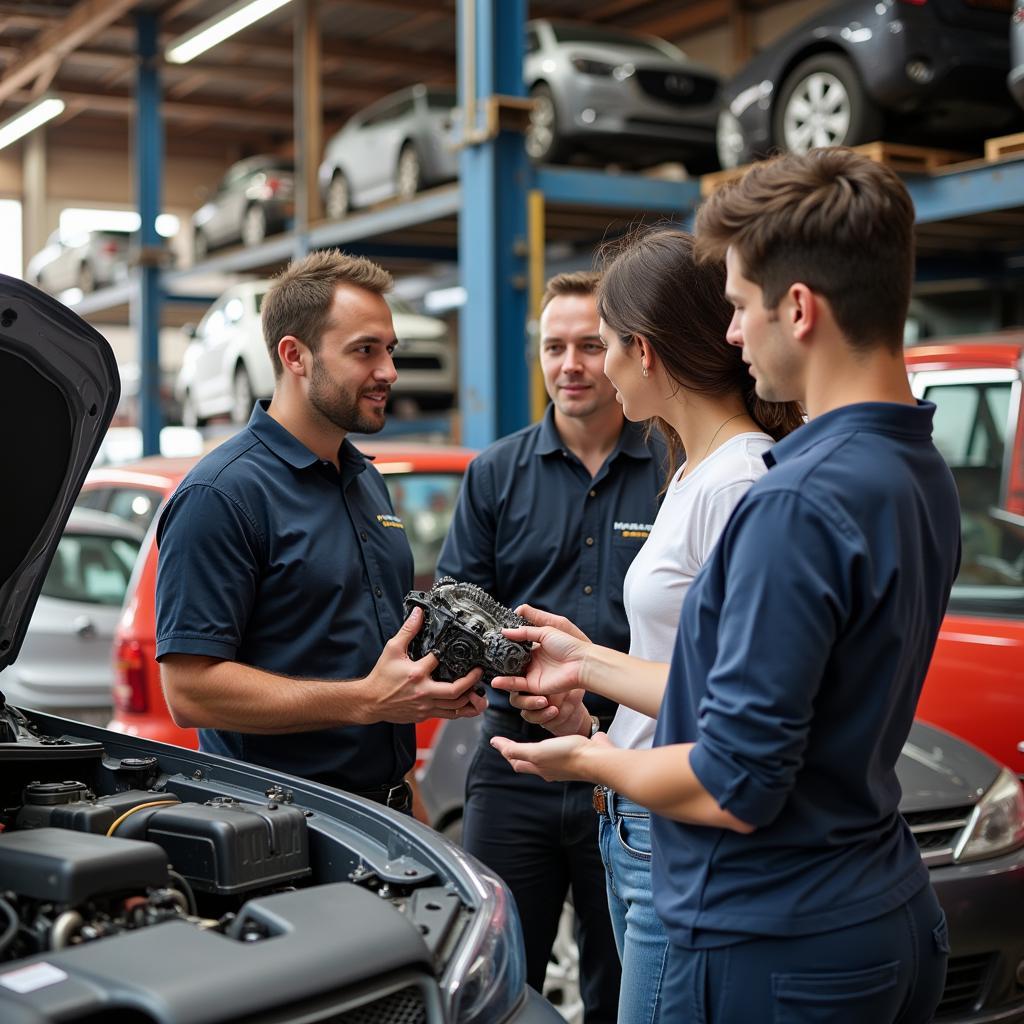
[764,400,937,469]
[535,403,653,461]
[247,400,370,474]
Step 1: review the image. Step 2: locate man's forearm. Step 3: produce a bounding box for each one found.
[161,656,372,733]
[583,743,753,832]
[580,647,669,718]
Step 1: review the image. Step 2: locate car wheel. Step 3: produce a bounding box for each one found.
[396,144,422,201]
[193,229,208,263]
[543,900,583,1024]
[716,108,748,169]
[78,263,96,293]
[526,83,568,163]
[181,390,206,429]
[231,365,254,424]
[326,172,350,219]
[772,53,882,156]
[241,204,267,247]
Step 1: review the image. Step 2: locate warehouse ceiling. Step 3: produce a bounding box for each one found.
[0,0,783,165]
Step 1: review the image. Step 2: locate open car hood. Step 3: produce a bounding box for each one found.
[0,275,119,672]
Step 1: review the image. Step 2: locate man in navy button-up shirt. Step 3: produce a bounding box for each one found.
[438,272,665,1020]
[490,151,961,1024]
[156,251,483,803]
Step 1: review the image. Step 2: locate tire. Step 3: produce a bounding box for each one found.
[193,229,208,263]
[77,262,95,293]
[326,172,350,219]
[241,204,267,247]
[396,143,422,201]
[526,83,569,163]
[181,390,206,429]
[230,365,254,424]
[772,53,883,156]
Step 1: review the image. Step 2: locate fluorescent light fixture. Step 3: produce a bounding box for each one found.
[0,94,65,151]
[165,0,294,64]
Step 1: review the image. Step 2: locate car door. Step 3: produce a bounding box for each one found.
[910,368,1024,773]
[354,98,403,203]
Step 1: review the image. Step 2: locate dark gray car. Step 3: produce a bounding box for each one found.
[420,717,1024,1022]
[0,273,560,1024]
[191,155,295,260]
[717,0,1023,168]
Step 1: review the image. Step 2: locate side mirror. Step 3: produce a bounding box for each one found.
[182,322,198,340]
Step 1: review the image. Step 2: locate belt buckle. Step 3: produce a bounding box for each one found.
[385,782,407,808]
[592,785,608,816]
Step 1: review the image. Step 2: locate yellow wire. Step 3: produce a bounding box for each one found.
[105,800,179,837]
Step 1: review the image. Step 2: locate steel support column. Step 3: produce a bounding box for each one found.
[133,11,163,457]
[456,0,530,448]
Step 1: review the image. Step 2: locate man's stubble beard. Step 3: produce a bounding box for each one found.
[308,353,386,435]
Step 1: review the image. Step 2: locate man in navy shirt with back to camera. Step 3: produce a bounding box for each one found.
[156,250,484,812]
[438,271,666,1021]
[490,149,961,1023]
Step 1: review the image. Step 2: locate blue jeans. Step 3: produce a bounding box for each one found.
[597,789,669,1024]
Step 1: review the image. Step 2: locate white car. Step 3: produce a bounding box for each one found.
[0,508,142,725]
[25,229,131,294]
[175,281,456,426]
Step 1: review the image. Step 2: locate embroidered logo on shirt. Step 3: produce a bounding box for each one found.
[613,521,653,539]
[377,514,405,530]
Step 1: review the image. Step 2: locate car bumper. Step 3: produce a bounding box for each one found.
[930,846,1024,1021]
[506,987,565,1022]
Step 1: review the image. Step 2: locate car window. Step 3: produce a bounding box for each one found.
[920,378,1024,605]
[380,472,462,590]
[426,90,456,110]
[525,28,540,53]
[40,533,141,606]
[550,23,666,54]
[75,489,109,512]
[106,488,161,533]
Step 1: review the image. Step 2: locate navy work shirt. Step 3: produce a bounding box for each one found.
[437,406,666,716]
[652,402,961,947]
[155,402,415,791]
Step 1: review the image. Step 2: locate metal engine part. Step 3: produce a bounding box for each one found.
[404,577,533,683]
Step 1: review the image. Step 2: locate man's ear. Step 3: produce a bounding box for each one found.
[278,335,309,378]
[787,284,817,342]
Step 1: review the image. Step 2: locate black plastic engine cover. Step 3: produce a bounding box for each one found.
[144,799,310,895]
[404,577,532,683]
[16,788,180,835]
[0,827,168,904]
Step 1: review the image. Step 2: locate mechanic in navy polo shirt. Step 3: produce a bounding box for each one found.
[155,250,484,812]
[438,271,666,1021]
[490,150,961,1024]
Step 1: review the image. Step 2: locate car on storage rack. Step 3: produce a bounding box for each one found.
[0,272,558,1024]
[318,84,459,219]
[716,0,1024,169]
[191,155,295,260]
[25,229,132,295]
[524,19,721,172]
[906,337,1024,775]
[174,281,456,426]
[0,509,143,728]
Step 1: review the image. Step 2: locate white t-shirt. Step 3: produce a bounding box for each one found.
[607,432,774,751]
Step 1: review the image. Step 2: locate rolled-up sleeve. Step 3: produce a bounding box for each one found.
[155,483,264,661]
[687,490,858,827]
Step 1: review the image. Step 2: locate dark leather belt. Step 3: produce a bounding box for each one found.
[351,780,412,810]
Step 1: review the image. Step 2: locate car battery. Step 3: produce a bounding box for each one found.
[143,798,310,895]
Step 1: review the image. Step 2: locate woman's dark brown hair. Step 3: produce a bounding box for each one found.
[597,225,803,478]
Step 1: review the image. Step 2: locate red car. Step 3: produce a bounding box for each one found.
[78,444,474,751]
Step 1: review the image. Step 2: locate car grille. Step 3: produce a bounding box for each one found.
[634,69,718,107]
[249,981,438,1024]
[904,804,973,866]
[393,355,444,371]
[935,953,996,1018]
[329,986,427,1024]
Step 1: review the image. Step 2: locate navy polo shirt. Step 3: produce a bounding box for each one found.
[155,401,415,791]
[652,401,961,948]
[437,405,666,716]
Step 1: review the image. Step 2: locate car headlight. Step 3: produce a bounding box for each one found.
[441,866,526,1024]
[570,56,616,76]
[954,767,1024,863]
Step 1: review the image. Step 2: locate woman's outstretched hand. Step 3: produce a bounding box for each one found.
[490,731,614,782]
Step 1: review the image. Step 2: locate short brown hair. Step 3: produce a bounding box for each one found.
[262,249,393,376]
[695,148,914,353]
[598,225,803,478]
[540,270,601,313]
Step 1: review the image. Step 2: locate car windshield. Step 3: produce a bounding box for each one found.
[550,23,676,56]
[426,90,456,109]
[40,532,141,606]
